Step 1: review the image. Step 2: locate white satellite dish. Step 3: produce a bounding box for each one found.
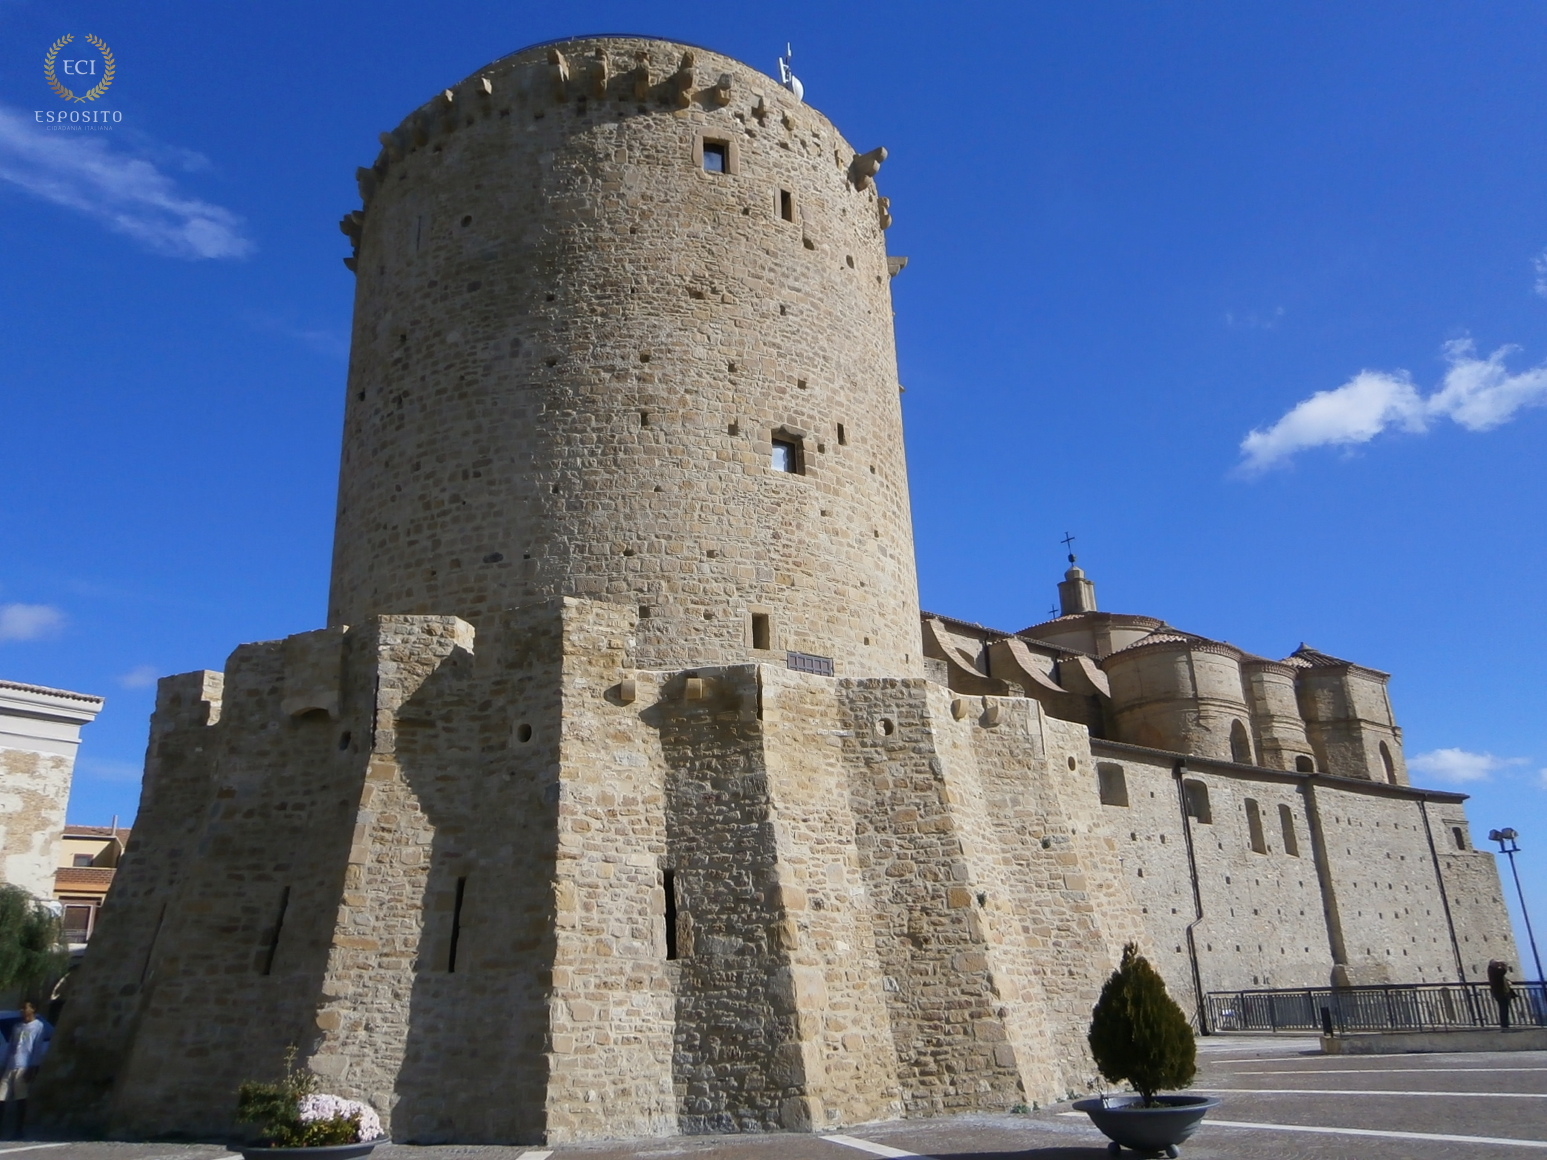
[778,43,804,102]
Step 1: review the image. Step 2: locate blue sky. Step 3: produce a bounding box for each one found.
[2,1,1544,967]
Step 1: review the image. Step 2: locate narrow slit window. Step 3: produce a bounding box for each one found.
[1279,804,1299,857]
[448,876,466,973]
[664,869,679,960]
[837,422,847,445]
[780,189,794,221]
[261,886,290,976]
[1452,826,1467,851]
[751,612,771,651]
[702,142,728,173]
[1245,798,1268,854]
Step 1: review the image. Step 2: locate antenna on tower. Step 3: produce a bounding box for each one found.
[778,43,804,103]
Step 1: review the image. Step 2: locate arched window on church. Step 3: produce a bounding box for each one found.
[1183,779,1212,824]
[1230,720,1253,765]
[1244,798,1268,854]
[1379,741,1397,784]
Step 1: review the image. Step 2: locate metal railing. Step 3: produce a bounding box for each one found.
[1205,981,1547,1034]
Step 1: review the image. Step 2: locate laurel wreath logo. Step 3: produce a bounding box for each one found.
[43,33,114,103]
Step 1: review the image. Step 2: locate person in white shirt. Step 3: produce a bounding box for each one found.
[0,1002,49,1139]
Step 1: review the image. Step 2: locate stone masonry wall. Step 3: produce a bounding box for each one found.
[0,746,73,901]
[1084,742,1518,1004]
[41,594,1517,1143]
[36,671,222,1135]
[329,36,921,678]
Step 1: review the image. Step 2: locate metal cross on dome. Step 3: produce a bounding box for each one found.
[1061,531,1077,563]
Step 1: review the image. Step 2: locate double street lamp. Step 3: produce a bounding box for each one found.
[1489,828,1545,985]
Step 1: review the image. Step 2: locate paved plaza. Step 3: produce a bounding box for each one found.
[11,1035,1547,1159]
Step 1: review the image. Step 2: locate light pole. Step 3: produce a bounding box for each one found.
[1489,828,1544,985]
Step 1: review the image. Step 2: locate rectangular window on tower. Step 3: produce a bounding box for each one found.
[771,433,804,474]
[702,142,728,173]
[751,612,771,651]
[780,188,795,221]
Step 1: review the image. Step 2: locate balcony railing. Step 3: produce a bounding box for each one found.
[1204,981,1547,1034]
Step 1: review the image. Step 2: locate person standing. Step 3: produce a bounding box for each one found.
[1487,960,1515,1031]
[0,1002,48,1139]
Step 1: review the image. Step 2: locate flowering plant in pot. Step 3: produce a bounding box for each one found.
[234,1048,383,1158]
[1073,943,1218,1158]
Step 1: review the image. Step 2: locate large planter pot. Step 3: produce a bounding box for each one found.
[1071,1094,1219,1158]
[237,1145,378,1160]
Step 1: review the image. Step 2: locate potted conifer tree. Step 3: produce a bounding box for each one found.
[1073,943,1218,1158]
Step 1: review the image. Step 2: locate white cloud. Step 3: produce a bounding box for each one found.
[1240,339,1547,472]
[0,603,65,642]
[75,756,143,783]
[1408,748,1525,785]
[0,105,253,259]
[117,665,159,690]
[1535,249,1547,299]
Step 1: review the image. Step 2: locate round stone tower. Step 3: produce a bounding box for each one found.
[328,35,921,675]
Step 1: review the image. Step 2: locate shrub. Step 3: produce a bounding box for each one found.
[236,1047,382,1145]
[0,885,66,997]
[1088,942,1196,1106]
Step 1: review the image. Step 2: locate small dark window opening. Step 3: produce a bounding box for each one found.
[1380,741,1397,784]
[1279,804,1300,857]
[1452,826,1467,851]
[72,853,94,867]
[837,422,847,446]
[1295,755,1315,773]
[1097,763,1129,807]
[1245,798,1268,854]
[448,876,467,973]
[1183,779,1212,824]
[261,886,290,976]
[702,142,727,172]
[751,612,771,651]
[771,436,804,474]
[780,189,794,221]
[640,411,650,427]
[664,869,679,960]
